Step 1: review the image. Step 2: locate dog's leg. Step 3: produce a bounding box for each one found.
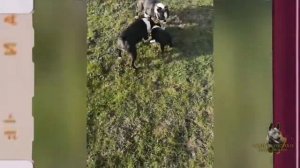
[169,41,173,48]
[117,49,122,58]
[160,44,165,55]
[136,0,144,19]
[130,47,138,69]
[143,34,151,43]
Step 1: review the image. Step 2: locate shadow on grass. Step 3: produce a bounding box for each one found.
[166,6,213,61]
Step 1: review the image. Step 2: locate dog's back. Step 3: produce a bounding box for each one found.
[120,19,149,44]
[151,27,172,47]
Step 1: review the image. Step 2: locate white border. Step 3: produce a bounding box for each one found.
[0,0,33,14]
[296,0,299,167]
[0,161,33,168]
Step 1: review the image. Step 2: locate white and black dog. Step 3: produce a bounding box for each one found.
[117,18,155,69]
[150,24,173,54]
[136,0,170,24]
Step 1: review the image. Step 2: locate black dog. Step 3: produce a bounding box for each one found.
[117,18,155,69]
[150,25,173,54]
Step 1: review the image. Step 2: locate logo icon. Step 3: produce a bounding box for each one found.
[266,123,287,153]
[253,122,293,153]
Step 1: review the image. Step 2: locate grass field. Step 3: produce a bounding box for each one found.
[87,0,214,167]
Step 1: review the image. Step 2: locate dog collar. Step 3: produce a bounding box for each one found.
[152,25,160,30]
[142,18,151,34]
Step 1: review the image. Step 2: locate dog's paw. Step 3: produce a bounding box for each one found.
[134,16,139,19]
[150,40,156,43]
[131,65,138,70]
[143,39,151,44]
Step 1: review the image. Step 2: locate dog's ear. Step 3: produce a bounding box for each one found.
[269,123,273,130]
[276,123,280,129]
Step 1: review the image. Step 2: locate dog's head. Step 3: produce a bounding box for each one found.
[154,3,170,22]
[267,123,282,144]
[150,23,162,36]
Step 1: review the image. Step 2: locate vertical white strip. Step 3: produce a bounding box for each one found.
[0,0,33,14]
[296,0,299,167]
[0,161,33,168]
[0,14,34,161]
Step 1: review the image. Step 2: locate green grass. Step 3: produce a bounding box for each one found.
[87,0,214,167]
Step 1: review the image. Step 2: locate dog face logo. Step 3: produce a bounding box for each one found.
[266,123,287,153]
[253,122,293,153]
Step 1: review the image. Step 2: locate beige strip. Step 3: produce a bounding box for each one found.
[0,14,34,161]
[0,1,33,14]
